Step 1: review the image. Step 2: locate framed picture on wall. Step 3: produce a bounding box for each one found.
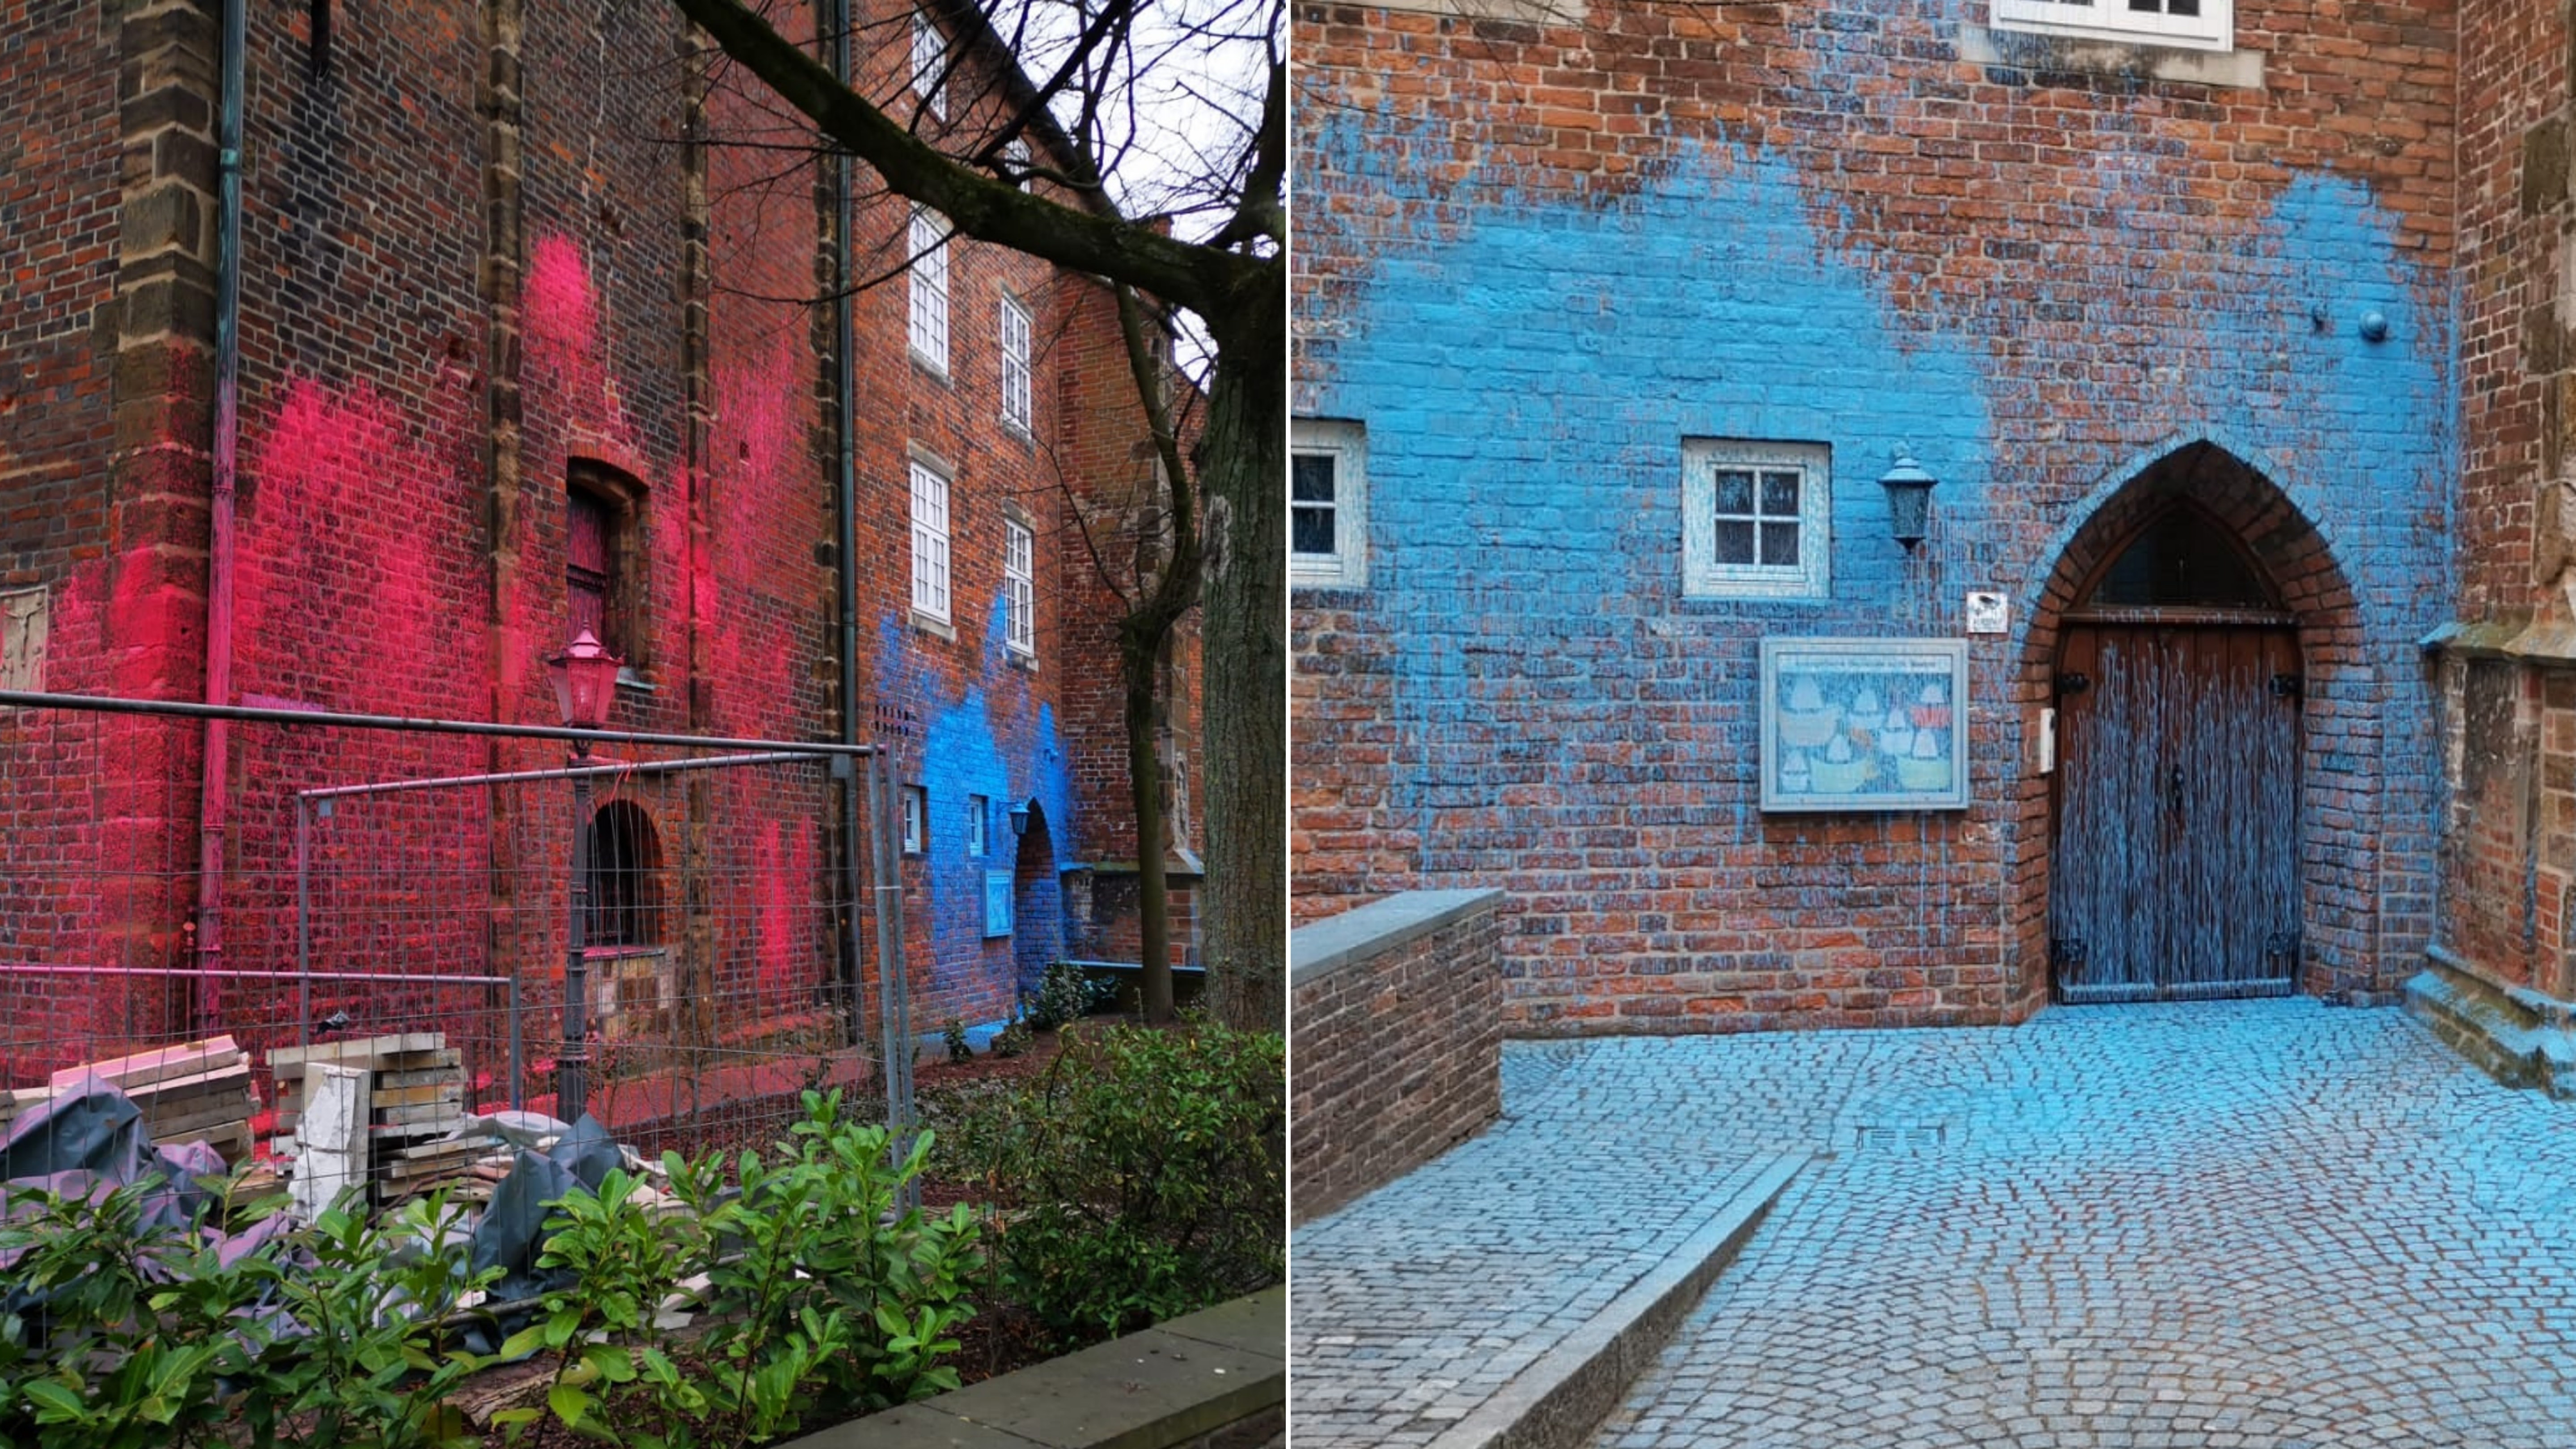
[1759,636,1970,812]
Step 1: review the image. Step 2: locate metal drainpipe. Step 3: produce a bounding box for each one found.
[195,0,247,1034]
[833,0,868,1046]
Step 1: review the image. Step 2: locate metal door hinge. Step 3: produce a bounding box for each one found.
[2056,672,2091,695]
[2269,673,2304,699]
[2264,930,2302,966]
[2050,937,2088,968]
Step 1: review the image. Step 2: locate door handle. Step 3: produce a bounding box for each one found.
[2168,766,2184,818]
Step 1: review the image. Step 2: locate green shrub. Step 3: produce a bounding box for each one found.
[1,1170,492,1449]
[959,1018,1283,1344]
[1021,962,1112,1033]
[504,1089,982,1449]
[942,1019,972,1063]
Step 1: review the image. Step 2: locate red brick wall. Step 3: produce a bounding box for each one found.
[1293,0,2457,1030]
[0,0,1174,1073]
[2440,0,2576,1002]
[1289,890,1502,1224]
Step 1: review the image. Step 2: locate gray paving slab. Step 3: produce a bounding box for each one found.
[1564,1000,2576,1449]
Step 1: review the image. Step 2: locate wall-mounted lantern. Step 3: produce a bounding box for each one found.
[1878,449,1939,550]
[1008,799,1033,838]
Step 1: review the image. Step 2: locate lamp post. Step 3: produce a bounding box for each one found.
[547,628,621,1123]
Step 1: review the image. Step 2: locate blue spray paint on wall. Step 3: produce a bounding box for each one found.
[1302,103,2456,1005]
[874,607,1076,1014]
[1308,131,1996,875]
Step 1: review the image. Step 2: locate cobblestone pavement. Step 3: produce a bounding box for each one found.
[1588,1000,2576,1449]
[1288,1034,1865,1446]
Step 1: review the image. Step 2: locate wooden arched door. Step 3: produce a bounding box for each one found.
[2049,505,2303,1002]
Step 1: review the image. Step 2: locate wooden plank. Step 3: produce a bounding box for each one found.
[144,1095,255,1139]
[369,1083,464,1109]
[52,1036,241,1091]
[123,1065,255,1111]
[373,1101,468,1127]
[268,1033,443,1069]
[273,1052,458,1085]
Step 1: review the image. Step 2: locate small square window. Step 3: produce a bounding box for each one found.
[908,208,951,375]
[1682,439,1831,600]
[1991,0,2230,51]
[1291,418,1367,589]
[967,793,989,856]
[911,11,948,118]
[902,785,928,854]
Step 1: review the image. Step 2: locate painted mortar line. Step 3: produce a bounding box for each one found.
[1419,1150,1809,1449]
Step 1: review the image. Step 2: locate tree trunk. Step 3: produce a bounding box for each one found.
[1124,619,1175,1024]
[1199,273,1287,1032]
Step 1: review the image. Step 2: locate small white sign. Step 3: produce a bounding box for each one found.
[2038,707,2057,775]
[1965,591,2008,636]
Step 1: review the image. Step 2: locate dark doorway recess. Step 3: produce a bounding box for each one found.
[2051,503,2304,1003]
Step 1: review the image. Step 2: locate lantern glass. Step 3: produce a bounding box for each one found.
[1877,452,1939,549]
[1008,800,1033,837]
[547,629,623,732]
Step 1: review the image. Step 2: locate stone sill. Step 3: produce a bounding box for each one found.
[2420,614,2576,666]
[785,1286,1284,1449]
[1954,23,2265,90]
[1290,887,1504,988]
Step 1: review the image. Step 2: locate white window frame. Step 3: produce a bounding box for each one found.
[999,294,1033,435]
[1990,0,2230,51]
[911,11,948,117]
[909,454,953,624]
[1003,516,1036,659]
[901,786,928,854]
[1682,439,1832,601]
[1290,419,1368,589]
[908,208,950,375]
[967,793,989,856]
[1004,136,1033,190]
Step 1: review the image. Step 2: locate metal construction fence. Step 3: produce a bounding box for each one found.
[0,689,915,1206]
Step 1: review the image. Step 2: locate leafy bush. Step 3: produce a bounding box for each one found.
[959,1018,1283,1343]
[504,1089,982,1449]
[942,1019,972,1063]
[990,1017,1033,1059]
[1,1171,493,1449]
[1021,962,1113,1034]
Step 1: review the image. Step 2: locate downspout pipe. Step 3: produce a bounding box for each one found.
[195,0,247,1033]
[832,0,868,1045]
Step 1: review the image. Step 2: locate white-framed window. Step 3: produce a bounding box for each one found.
[967,793,989,856]
[999,294,1033,434]
[1004,136,1032,189]
[1682,439,1831,600]
[908,208,950,374]
[1290,418,1367,589]
[901,785,928,854]
[909,454,953,623]
[1991,0,2230,51]
[911,10,947,117]
[1003,516,1035,659]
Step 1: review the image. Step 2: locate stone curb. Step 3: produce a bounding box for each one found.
[1421,1152,1807,1449]
[784,1286,1284,1449]
[1288,888,1506,987]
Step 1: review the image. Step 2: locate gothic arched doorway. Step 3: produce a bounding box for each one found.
[2049,493,2305,1002]
[1012,800,1063,995]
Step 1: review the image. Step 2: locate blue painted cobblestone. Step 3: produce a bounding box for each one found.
[1292,1000,2576,1449]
